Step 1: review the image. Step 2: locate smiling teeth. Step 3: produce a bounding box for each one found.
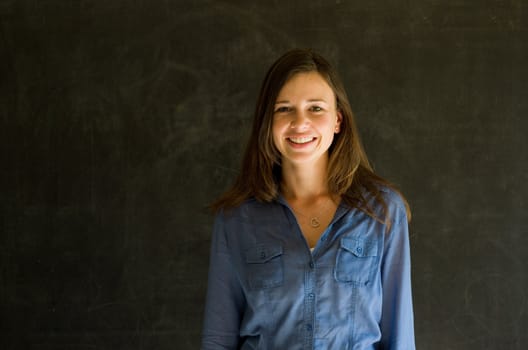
[289,137,314,144]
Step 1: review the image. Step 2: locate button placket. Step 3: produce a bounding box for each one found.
[304,257,316,349]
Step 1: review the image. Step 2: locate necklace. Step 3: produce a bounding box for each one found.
[309,217,321,228]
[289,197,331,229]
[280,183,335,229]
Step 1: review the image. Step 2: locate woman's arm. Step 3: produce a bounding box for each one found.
[201,214,245,350]
[379,210,416,349]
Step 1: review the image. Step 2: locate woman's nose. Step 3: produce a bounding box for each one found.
[289,111,310,129]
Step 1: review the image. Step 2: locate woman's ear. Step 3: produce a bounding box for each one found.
[335,111,343,134]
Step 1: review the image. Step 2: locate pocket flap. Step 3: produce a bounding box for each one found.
[340,237,378,257]
[245,244,283,263]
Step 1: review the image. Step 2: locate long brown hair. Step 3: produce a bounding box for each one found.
[212,48,410,223]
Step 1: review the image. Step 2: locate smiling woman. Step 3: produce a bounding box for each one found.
[202,49,415,350]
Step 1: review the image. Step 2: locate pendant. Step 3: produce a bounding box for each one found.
[310,217,321,228]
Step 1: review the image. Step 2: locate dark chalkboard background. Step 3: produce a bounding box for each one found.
[1,0,527,349]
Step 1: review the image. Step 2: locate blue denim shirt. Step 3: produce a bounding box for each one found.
[202,188,415,349]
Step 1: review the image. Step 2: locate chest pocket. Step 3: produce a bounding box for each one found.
[334,237,379,286]
[245,244,284,290]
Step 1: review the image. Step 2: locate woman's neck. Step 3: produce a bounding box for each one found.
[280,156,330,201]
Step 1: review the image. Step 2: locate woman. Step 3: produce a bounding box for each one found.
[201,49,415,349]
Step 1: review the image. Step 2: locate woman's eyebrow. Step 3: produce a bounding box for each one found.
[275,98,328,104]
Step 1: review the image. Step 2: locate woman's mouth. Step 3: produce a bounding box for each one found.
[287,136,316,144]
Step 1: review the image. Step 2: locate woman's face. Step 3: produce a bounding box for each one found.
[272,71,342,167]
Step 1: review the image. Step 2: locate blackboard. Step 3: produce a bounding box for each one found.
[1,1,527,349]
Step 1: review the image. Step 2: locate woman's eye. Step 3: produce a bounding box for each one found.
[310,106,323,112]
[275,106,291,113]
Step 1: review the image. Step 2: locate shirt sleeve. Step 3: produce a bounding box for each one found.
[201,213,245,350]
[379,210,416,349]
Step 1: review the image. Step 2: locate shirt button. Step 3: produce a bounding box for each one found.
[308,293,315,299]
[309,262,315,269]
[356,247,363,254]
[306,324,312,332]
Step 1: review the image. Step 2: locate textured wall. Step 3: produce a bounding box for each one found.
[1,0,527,349]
